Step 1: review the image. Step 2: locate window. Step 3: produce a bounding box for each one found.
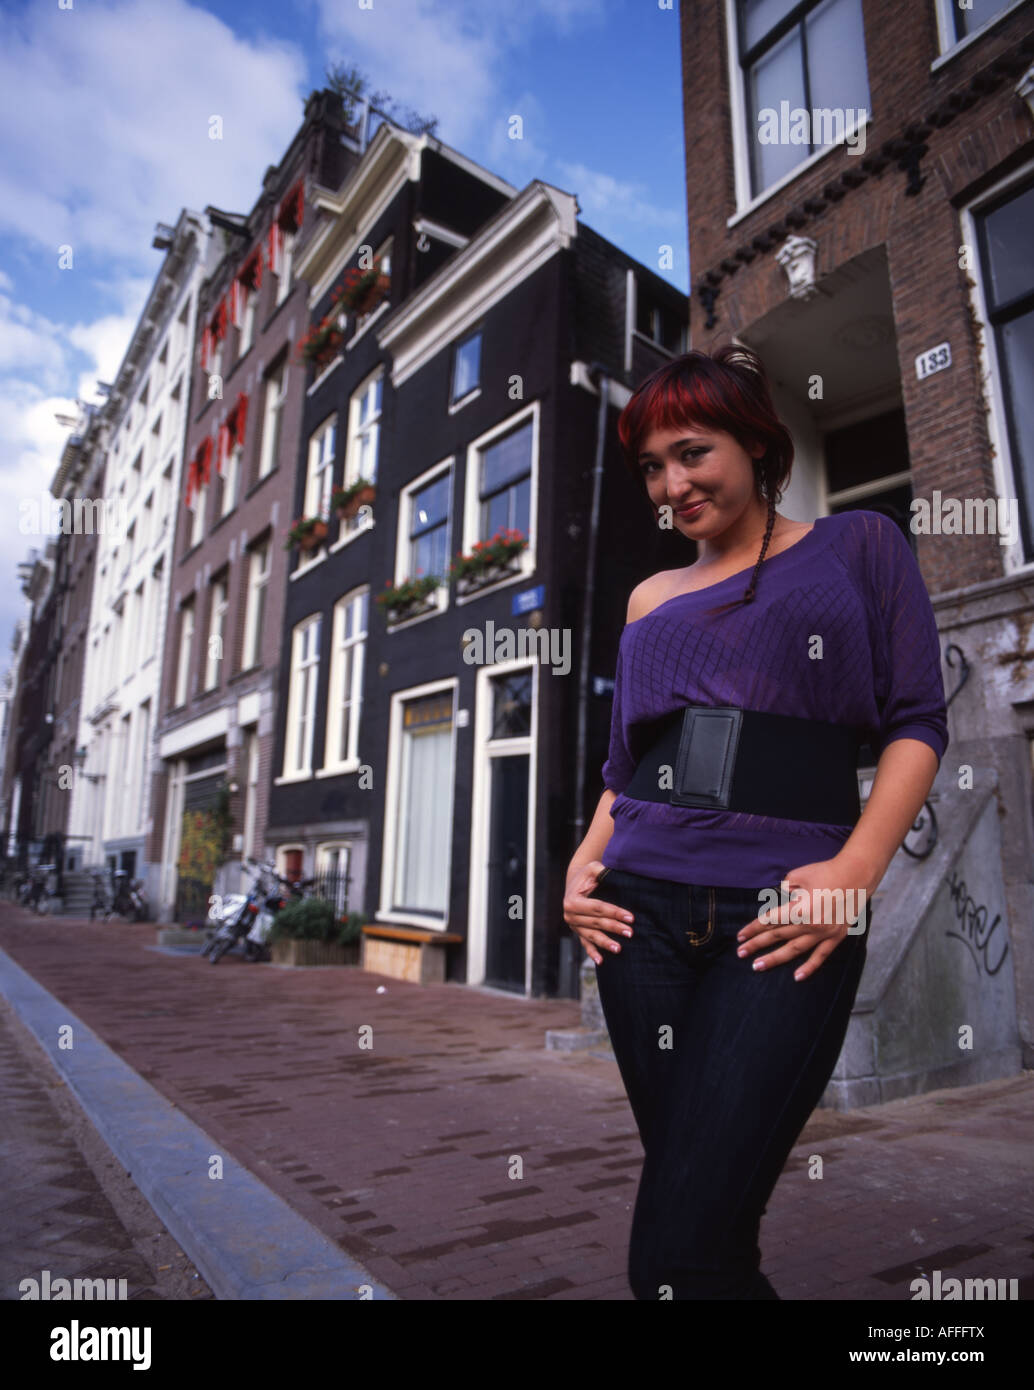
[190,481,207,548]
[218,395,247,518]
[174,600,194,706]
[283,616,321,777]
[475,417,532,542]
[173,302,189,364]
[241,730,260,860]
[391,689,454,915]
[143,492,154,552]
[186,437,213,548]
[325,589,368,768]
[205,575,228,691]
[823,408,914,545]
[345,371,382,489]
[316,843,351,915]
[736,0,870,198]
[353,237,393,330]
[242,540,270,671]
[451,329,482,403]
[137,699,151,828]
[155,344,168,392]
[974,174,1034,563]
[258,358,286,479]
[407,471,451,582]
[150,561,163,643]
[220,443,240,517]
[304,414,336,520]
[270,181,303,307]
[276,231,296,305]
[168,376,183,450]
[947,0,1014,43]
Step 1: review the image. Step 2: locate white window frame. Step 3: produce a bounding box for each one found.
[174,601,194,707]
[931,0,1026,65]
[220,441,242,518]
[278,615,322,781]
[238,283,257,357]
[344,368,383,489]
[189,482,206,549]
[347,237,393,345]
[276,229,296,306]
[376,676,458,931]
[258,359,286,479]
[451,327,482,406]
[205,576,228,691]
[388,459,454,627]
[960,158,1034,578]
[304,413,337,520]
[320,587,368,774]
[459,401,539,604]
[242,540,270,671]
[242,729,260,860]
[724,0,872,225]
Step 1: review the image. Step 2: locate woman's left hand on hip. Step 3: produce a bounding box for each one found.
[734,857,869,981]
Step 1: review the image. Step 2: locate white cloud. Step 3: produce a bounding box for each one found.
[313,0,610,156]
[0,0,308,266]
[553,160,684,233]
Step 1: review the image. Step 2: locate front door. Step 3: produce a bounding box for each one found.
[484,752,529,991]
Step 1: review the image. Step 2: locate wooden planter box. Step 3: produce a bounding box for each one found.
[271,938,360,967]
[297,519,328,553]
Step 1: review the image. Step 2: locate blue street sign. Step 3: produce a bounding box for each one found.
[512,584,544,616]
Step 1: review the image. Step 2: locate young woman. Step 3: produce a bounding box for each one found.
[563,343,948,1301]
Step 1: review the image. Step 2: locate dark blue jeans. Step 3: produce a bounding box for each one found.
[591,866,869,1301]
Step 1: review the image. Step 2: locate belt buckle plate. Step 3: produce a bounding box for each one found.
[670,706,743,809]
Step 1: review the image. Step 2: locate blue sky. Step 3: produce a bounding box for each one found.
[0,0,687,663]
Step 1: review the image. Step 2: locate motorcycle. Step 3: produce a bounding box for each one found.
[242,866,316,962]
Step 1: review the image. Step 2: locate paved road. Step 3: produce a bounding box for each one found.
[1,903,1031,1302]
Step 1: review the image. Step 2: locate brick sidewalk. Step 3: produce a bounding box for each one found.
[0,990,214,1302]
[1,904,1031,1301]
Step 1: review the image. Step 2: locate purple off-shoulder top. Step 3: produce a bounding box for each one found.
[600,509,949,888]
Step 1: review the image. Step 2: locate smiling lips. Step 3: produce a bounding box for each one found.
[675,499,708,518]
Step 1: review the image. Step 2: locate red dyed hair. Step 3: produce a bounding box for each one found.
[616,342,794,505]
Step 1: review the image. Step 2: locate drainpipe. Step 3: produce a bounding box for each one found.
[572,362,611,853]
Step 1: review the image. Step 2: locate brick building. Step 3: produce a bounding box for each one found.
[679,0,1034,1101]
[147,91,366,922]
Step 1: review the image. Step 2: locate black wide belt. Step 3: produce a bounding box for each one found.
[622,705,862,826]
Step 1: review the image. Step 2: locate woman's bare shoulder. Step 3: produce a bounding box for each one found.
[626,569,691,624]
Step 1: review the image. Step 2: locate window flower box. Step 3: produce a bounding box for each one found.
[451,528,529,595]
[376,573,441,624]
[333,258,390,317]
[284,516,328,552]
[297,317,344,372]
[331,477,376,520]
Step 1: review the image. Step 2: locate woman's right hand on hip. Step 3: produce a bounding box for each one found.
[563,862,634,966]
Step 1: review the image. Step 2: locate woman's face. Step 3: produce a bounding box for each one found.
[636,421,766,542]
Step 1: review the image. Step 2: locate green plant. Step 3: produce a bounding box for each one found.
[375,573,441,613]
[284,515,328,550]
[269,897,337,942]
[331,477,375,511]
[449,528,528,582]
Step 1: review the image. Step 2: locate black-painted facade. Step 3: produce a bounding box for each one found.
[267,148,688,998]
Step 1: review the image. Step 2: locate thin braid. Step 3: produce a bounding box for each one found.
[742,492,777,604]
